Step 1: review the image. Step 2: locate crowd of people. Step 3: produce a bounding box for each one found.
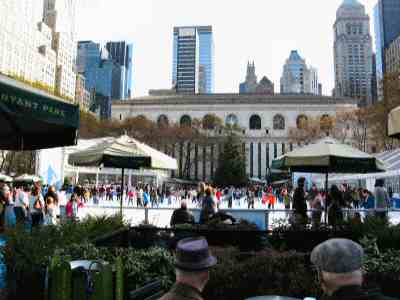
[0,180,85,229]
[0,175,395,229]
[291,177,392,226]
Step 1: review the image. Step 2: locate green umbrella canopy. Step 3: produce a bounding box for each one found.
[272,137,386,174]
[0,174,13,183]
[0,74,79,150]
[68,135,178,170]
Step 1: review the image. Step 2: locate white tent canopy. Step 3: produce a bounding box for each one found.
[68,135,177,171]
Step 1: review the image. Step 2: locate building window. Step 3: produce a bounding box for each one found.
[273,114,285,130]
[226,114,239,127]
[203,114,219,130]
[297,114,308,129]
[180,115,192,127]
[157,115,169,128]
[320,114,333,132]
[249,115,262,130]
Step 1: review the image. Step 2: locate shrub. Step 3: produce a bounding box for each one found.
[54,243,175,290]
[350,216,400,251]
[359,236,400,298]
[2,214,127,276]
[270,215,400,252]
[204,248,320,300]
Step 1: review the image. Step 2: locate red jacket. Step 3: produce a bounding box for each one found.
[66,200,83,217]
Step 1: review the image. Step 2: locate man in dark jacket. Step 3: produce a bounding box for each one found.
[293,177,308,223]
[170,202,195,227]
[160,237,217,300]
[311,239,398,300]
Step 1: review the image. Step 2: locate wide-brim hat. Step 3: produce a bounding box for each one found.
[175,236,217,271]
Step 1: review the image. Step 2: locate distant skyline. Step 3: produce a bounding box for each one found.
[76,0,377,97]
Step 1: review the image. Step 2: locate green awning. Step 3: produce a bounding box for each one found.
[271,137,386,174]
[0,74,79,150]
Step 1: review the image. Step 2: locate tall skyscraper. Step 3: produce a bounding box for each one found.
[44,0,78,99]
[77,41,123,99]
[280,50,320,95]
[0,1,57,91]
[334,0,374,106]
[77,40,127,118]
[172,26,214,94]
[106,41,134,98]
[374,0,400,100]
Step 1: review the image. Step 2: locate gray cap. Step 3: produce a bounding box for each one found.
[311,239,364,273]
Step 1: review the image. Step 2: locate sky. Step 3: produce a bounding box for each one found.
[76,0,378,97]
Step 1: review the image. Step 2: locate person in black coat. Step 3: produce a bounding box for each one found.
[170,201,195,227]
[293,177,308,223]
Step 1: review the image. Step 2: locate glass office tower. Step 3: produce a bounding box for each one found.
[172,26,214,94]
[106,41,134,98]
[374,0,400,98]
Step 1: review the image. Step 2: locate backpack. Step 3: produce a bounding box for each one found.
[34,197,43,210]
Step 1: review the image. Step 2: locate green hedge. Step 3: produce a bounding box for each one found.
[3,214,127,275]
[3,214,400,299]
[2,216,173,298]
[54,243,175,291]
[204,248,320,300]
[204,245,400,300]
[270,215,400,252]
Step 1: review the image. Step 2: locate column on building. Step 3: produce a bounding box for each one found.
[202,145,207,182]
[253,141,259,179]
[269,142,275,168]
[245,142,251,177]
[191,143,198,181]
[260,142,267,179]
[210,144,215,181]
[249,142,254,178]
[257,142,262,179]
[171,144,176,178]
[265,143,270,176]
[276,143,283,158]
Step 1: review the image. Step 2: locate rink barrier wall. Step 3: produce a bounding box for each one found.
[78,206,400,230]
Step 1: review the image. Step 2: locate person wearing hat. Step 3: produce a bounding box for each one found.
[311,238,397,300]
[160,237,217,300]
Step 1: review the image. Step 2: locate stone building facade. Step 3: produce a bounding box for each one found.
[112,94,357,181]
[0,1,56,90]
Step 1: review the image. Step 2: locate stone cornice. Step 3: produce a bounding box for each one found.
[113,94,357,107]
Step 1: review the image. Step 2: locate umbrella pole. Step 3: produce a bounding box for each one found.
[325,172,328,224]
[120,168,125,216]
